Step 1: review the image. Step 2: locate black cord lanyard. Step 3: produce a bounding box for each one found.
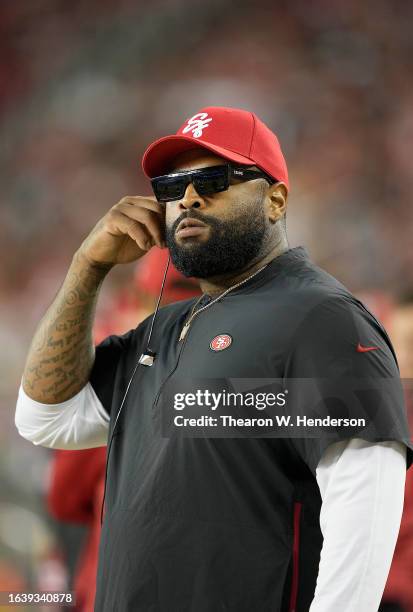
[100,254,171,525]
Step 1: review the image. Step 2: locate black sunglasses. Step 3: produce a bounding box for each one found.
[151,164,276,203]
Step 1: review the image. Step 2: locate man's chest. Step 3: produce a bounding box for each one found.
[120,297,299,424]
[171,296,296,378]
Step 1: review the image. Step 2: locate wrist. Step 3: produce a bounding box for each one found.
[73,249,114,275]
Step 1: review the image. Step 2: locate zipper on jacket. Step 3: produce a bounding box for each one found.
[152,314,196,409]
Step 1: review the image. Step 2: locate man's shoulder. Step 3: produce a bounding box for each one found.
[292,282,374,328]
[274,256,358,315]
[286,276,388,348]
[270,256,382,336]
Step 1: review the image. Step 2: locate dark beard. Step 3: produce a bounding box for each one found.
[165,201,268,278]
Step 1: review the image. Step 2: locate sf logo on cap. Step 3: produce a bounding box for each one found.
[182,112,212,138]
[210,334,232,351]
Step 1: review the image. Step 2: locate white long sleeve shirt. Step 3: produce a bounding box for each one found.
[15,382,407,611]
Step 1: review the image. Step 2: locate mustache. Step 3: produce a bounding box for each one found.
[170,210,219,234]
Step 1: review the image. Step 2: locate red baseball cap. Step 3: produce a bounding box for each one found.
[141,106,289,190]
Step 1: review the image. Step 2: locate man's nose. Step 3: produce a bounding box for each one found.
[178,182,205,210]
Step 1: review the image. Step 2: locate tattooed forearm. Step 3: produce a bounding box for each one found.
[22,250,113,403]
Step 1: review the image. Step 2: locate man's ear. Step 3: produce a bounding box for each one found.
[267,182,288,224]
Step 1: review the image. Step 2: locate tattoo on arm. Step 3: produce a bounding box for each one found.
[22,253,111,403]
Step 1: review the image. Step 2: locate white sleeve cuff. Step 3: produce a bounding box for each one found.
[15,380,110,449]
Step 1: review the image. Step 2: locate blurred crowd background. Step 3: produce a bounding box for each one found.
[1,0,413,610]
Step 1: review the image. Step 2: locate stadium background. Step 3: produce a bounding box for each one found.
[1,0,413,609]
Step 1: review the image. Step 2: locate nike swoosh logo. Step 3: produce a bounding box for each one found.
[357,343,380,353]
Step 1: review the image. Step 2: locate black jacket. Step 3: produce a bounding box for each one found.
[91,246,412,612]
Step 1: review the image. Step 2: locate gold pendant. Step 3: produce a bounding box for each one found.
[179,323,190,342]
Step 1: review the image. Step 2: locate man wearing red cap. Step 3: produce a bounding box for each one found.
[16,107,412,611]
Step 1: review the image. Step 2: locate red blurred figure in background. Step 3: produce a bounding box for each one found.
[47,447,106,612]
[46,250,200,611]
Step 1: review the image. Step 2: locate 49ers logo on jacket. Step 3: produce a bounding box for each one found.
[210,334,232,351]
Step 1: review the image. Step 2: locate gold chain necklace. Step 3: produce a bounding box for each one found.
[178,262,269,341]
